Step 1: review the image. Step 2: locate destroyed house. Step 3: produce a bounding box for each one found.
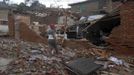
[0,2,9,23]
[30,8,60,25]
[86,10,120,46]
[0,2,9,35]
[84,0,134,56]
[69,0,120,16]
[107,0,134,56]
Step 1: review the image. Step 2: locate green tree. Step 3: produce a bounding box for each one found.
[3,0,10,4]
[17,2,29,12]
[30,0,46,11]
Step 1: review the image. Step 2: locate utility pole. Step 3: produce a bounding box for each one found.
[61,10,68,45]
[108,0,113,12]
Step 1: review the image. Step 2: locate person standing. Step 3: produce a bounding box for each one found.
[47,24,58,54]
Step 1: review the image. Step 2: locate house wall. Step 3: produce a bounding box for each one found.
[30,11,59,25]
[0,10,8,21]
[70,0,120,16]
[8,14,47,44]
[15,15,31,25]
[58,16,75,26]
[107,1,134,56]
[0,10,9,35]
[105,0,120,13]
[19,22,47,44]
[8,14,15,37]
[71,1,99,16]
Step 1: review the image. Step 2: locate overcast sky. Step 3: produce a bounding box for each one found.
[0,0,86,8]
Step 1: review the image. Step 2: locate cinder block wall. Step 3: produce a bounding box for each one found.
[107,1,134,56]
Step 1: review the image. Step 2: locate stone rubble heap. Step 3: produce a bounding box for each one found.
[0,38,134,75]
[0,38,76,75]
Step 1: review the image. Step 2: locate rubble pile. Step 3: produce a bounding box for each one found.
[1,0,134,75]
[7,55,66,75]
[0,38,19,58]
[96,56,134,75]
[62,40,97,58]
[0,37,133,75]
[0,37,106,75]
[75,49,93,58]
[62,40,93,50]
[107,1,134,56]
[0,38,72,75]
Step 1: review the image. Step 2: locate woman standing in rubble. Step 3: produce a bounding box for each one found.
[47,24,58,55]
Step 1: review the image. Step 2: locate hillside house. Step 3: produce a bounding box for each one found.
[69,0,120,16]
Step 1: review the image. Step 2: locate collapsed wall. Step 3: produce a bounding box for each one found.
[86,11,120,46]
[19,22,47,44]
[8,14,47,44]
[107,1,134,56]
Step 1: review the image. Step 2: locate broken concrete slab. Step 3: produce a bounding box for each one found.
[65,58,102,75]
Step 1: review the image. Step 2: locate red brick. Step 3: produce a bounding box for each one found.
[8,14,15,37]
[107,1,134,56]
[19,22,47,44]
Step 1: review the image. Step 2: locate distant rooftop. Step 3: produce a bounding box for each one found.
[69,0,121,6]
[69,0,98,6]
[0,2,9,9]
